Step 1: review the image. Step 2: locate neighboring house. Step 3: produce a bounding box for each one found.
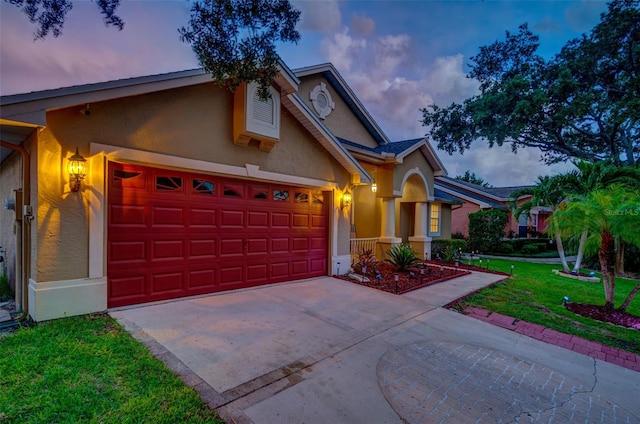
[434,176,551,238]
[0,61,451,322]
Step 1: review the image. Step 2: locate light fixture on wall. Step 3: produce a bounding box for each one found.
[371,169,378,192]
[341,189,352,209]
[67,147,87,192]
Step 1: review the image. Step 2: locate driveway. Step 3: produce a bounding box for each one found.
[110,273,640,423]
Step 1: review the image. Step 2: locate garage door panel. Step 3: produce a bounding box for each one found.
[310,237,326,251]
[292,260,309,276]
[310,258,327,273]
[151,271,184,293]
[110,275,146,299]
[220,238,244,256]
[271,212,290,227]
[248,211,268,228]
[271,238,289,252]
[247,264,268,282]
[311,214,326,228]
[110,204,147,227]
[190,208,217,227]
[188,268,217,289]
[292,214,309,227]
[220,209,244,227]
[108,162,328,307]
[189,239,216,258]
[292,237,309,252]
[271,261,289,278]
[110,241,146,263]
[151,240,184,260]
[248,238,268,254]
[220,265,244,286]
[152,206,184,226]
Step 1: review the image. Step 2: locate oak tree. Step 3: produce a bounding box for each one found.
[422,0,640,167]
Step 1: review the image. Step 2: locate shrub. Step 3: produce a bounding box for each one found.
[451,232,467,240]
[468,209,508,253]
[521,244,540,255]
[353,249,378,275]
[432,239,466,263]
[386,244,420,271]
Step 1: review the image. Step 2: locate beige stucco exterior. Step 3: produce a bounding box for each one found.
[34,81,352,286]
[297,75,379,149]
[2,64,454,321]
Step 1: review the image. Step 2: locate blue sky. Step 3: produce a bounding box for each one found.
[0,0,609,185]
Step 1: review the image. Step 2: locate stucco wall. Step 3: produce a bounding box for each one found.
[297,75,379,149]
[451,202,480,237]
[36,81,352,283]
[0,151,21,289]
[353,184,381,239]
[392,150,434,197]
[437,204,453,239]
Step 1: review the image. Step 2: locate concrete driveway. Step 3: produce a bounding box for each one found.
[110,273,640,423]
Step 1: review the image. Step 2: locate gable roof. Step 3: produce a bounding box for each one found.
[434,175,542,211]
[0,64,371,183]
[338,137,447,175]
[294,63,390,146]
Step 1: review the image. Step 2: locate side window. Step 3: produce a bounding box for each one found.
[429,203,441,235]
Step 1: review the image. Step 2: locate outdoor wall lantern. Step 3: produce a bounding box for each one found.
[67,147,87,192]
[371,180,377,193]
[341,189,352,209]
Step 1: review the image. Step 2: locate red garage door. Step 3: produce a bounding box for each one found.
[107,162,329,307]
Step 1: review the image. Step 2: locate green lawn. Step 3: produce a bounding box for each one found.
[458,258,640,355]
[0,314,223,424]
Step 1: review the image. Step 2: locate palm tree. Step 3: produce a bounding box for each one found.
[510,175,572,272]
[552,185,640,311]
[562,161,640,273]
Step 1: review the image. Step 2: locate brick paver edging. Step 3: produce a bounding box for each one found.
[463,306,640,373]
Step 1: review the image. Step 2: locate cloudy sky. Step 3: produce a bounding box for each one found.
[0,0,608,186]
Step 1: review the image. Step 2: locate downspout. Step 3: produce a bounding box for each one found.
[0,140,31,321]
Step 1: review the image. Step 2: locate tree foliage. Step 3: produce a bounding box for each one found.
[468,209,508,253]
[6,0,124,39]
[455,170,492,188]
[552,185,640,310]
[179,0,301,99]
[422,0,640,166]
[6,0,301,99]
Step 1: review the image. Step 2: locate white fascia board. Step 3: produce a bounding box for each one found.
[420,139,448,176]
[283,93,372,184]
[434,183,493,209]
[436,177,506,202]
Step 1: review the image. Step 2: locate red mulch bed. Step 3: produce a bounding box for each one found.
[335,262,471,295]
[565,303,640,330]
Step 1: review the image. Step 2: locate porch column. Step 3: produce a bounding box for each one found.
[409,202,432,260]
[378,197,401,259]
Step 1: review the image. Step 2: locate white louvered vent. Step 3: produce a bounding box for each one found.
[246,82,280,140]
[252,91,274,125]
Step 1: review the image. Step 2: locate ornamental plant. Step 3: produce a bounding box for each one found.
[386,244,420,271]
[355,249,378,275]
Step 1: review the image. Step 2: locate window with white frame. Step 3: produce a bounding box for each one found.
[429,203,441,235]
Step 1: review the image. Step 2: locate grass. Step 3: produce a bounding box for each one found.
[0,314,223,424]
[458,258,640,355]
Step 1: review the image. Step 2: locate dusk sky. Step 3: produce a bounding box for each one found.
[0,0,609,186]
